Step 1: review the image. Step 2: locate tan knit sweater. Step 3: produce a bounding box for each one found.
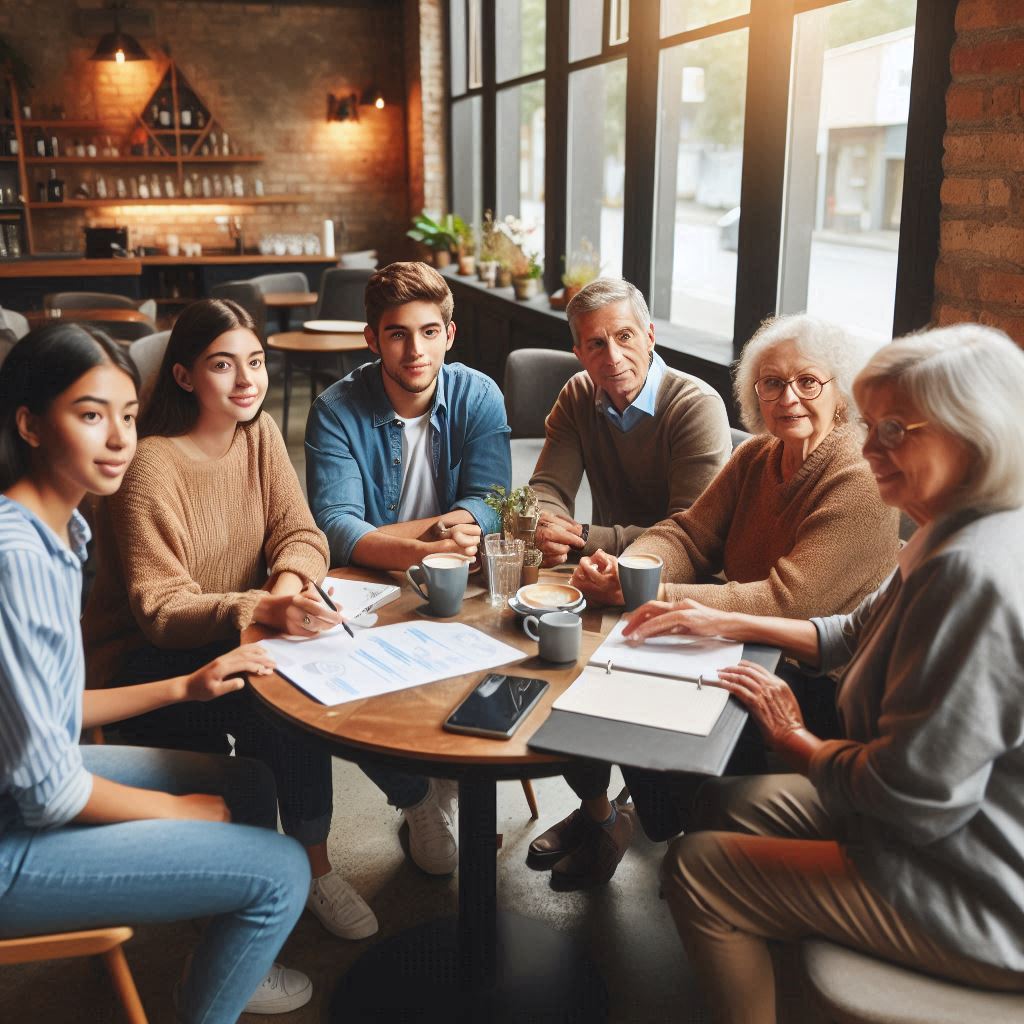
[530,366,732,555]
[83,413,328,687]
[625,424,900,619]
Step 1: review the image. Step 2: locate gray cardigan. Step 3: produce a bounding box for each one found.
[808,505,1024,971]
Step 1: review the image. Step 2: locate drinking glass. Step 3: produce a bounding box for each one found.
[483,535,524,608]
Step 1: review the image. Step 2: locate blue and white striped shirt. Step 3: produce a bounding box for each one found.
[0,496,93,894]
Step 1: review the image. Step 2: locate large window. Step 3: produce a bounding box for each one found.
[447,0,944,361]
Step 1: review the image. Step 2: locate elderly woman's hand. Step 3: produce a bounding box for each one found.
[570,549,624,606]
[712,660,806,748]
[623,598,734,641]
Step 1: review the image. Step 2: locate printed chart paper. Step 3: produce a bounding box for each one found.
[261,621,525,706]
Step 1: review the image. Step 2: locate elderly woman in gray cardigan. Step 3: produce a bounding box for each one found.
[624,324,1024,1023]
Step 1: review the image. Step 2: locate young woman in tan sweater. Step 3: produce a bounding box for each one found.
[529,314,901,891]
[82,299,378,942]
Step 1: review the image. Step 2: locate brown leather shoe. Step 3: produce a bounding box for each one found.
[550,806,634,890]
[526,808,594,870]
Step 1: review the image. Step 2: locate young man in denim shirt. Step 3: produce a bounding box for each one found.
[305,261,511,874]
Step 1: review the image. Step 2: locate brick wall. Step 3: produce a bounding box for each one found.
[935,0,1024,342]
[0,0,421,260]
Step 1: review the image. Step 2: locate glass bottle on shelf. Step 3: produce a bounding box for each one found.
[150,175,161,198]
[86,137,97,158]
[213,175,223,197]
[158,94,171,128]
[164,175,175,198]
[8,128,17,157]
[116,177,127,198]
[196,106,205,129]
[180,94,193,129]
[129,176,140,198]
[200,174,211,197]
[96,175,107,199]
[49,133,59,157]
[33,130,47,158]
[182,173,194,198]
[150,99,159,126]
[46,168,64,203]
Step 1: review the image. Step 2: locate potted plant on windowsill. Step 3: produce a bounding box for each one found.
[512,251,543,301]
[455,217,476,275]
[477,210,499,285]
[406,210,458,267]
[485,484,543,584]
[560,237,601,304]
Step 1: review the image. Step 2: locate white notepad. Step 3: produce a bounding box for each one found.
[550,617,744,737]
[322,578,400,619]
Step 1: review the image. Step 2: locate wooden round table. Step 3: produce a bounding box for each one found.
[246,567,610,1023]
[25,307,154,327]
[265,329,369,442]
[261,290,318,334]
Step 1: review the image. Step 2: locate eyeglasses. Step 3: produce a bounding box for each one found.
[754,374,834,402]
[860,417,928,450]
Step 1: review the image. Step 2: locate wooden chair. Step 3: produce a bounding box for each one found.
[0,927,147,1023]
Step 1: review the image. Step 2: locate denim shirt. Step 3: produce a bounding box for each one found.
[305,360,511,565]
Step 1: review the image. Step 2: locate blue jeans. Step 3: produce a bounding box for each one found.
[0,745,310,1024]
[110,641,333,847]
[360,763,429,809]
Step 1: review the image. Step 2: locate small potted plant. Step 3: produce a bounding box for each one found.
[561,237,601,303]
[485,484,543,584]
[512,251,543,301]
[454,217,476,276]
[406,210,458,267]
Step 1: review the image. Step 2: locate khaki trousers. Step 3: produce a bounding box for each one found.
[661,774,1024,1024]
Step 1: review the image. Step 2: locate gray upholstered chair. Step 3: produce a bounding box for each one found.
[502,347,592,522]
[0,307,29,340]
[210,280,266,340]
[0,327,16,368]
[339,249,378,269]
[250,271,311,333]
[43,291,157,322]
[730,426,752,450]
[800,939,1024,1024]
[128,330,171,395]
[314,267,371,321]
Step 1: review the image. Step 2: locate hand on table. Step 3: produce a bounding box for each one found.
[709,660,806,749]
[185,643,276,702]
[259,586,344,637]
[623,598,732,641]
[431,522,481,561]
[570,549,623,606]
[535,512,586,567]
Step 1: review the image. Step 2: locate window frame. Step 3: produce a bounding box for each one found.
[446,0,956,360]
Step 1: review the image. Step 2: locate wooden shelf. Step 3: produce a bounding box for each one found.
[21,119,104,129]
[25,155,263,165]
[29,195,306,208]
[0,156,17,162]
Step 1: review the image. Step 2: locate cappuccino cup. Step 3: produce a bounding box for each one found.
[522,611,582,664]
[406,554,470,616]
[618,553,663,611]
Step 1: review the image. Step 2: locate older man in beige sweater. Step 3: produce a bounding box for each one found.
[530,279,731,567]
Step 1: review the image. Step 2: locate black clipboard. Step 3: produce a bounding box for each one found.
[527,643,780,776]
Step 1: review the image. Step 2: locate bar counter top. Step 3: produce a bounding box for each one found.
[0,254,337,277]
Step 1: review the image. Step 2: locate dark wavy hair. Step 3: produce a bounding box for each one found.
[137,298,260,439]
[0,323,138,491]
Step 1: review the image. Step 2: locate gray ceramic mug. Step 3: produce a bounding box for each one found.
[522,611,582,663]
[618,553,664,611]
[406,554,470,616]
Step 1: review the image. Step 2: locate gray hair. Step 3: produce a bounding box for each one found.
[733,313,872,434]
[566,278,651,346]
[854,323,1024,514]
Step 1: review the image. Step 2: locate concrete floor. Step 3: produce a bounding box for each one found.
[0,361,712,1024]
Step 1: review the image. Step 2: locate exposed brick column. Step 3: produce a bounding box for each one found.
[935,0,1024,343]
[404,0,447,221]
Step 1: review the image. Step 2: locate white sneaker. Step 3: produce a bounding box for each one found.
[244,963,312,1015]
[436,777,458,818]
[403,778,458,875]
[306,871,378,940]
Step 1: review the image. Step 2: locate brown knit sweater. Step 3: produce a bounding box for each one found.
[530,365,732,556]
[83,413,328,687]
[625,424,900,619]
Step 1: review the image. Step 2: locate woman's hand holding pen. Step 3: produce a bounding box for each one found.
[255,587,343,637]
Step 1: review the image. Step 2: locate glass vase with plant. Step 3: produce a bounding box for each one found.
[561,237,601,301]
[484,484,543,580]
[454,216,476,276]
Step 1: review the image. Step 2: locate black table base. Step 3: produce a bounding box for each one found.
[329,911,607,1023]
[329,775,607,1023]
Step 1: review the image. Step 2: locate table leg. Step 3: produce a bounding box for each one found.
[281,352,292,443]
[329,774,607,1023]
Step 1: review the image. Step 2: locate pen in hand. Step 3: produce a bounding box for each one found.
[313,579,355,638]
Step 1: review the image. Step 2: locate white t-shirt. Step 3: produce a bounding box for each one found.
[397,412,442,521]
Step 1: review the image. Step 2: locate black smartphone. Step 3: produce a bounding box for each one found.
[444,673,550,740]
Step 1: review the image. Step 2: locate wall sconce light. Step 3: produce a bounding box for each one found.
[89,5,148,62]
[362,86,385,111]
[326,92,359,122]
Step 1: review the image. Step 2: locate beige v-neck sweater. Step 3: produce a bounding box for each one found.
[626,424,900,618]
[83,413,328,687]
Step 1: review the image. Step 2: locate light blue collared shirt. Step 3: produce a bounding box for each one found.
[595,351,666,433]
[0,497,94,898]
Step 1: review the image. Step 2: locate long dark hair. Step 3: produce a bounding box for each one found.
[0,323,138,491]
[137,298,260,439]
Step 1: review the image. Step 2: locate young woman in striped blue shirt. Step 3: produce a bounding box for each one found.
[0,323,314,1019]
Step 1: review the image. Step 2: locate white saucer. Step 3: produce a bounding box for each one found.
[303,319,366,333]
[508,596,586,617]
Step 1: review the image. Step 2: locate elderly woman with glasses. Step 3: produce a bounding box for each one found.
[527,314,900,891]
[626,324,1024,1023]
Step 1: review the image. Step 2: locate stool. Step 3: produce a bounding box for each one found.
[0,926,147,1023]
[800,938,1024,1024]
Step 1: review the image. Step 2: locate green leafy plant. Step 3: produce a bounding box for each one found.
[484,484,538,536]
[562,237,601,289]
[406,210,459,253]
[454,215,475,256]
[515,251,543,280]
